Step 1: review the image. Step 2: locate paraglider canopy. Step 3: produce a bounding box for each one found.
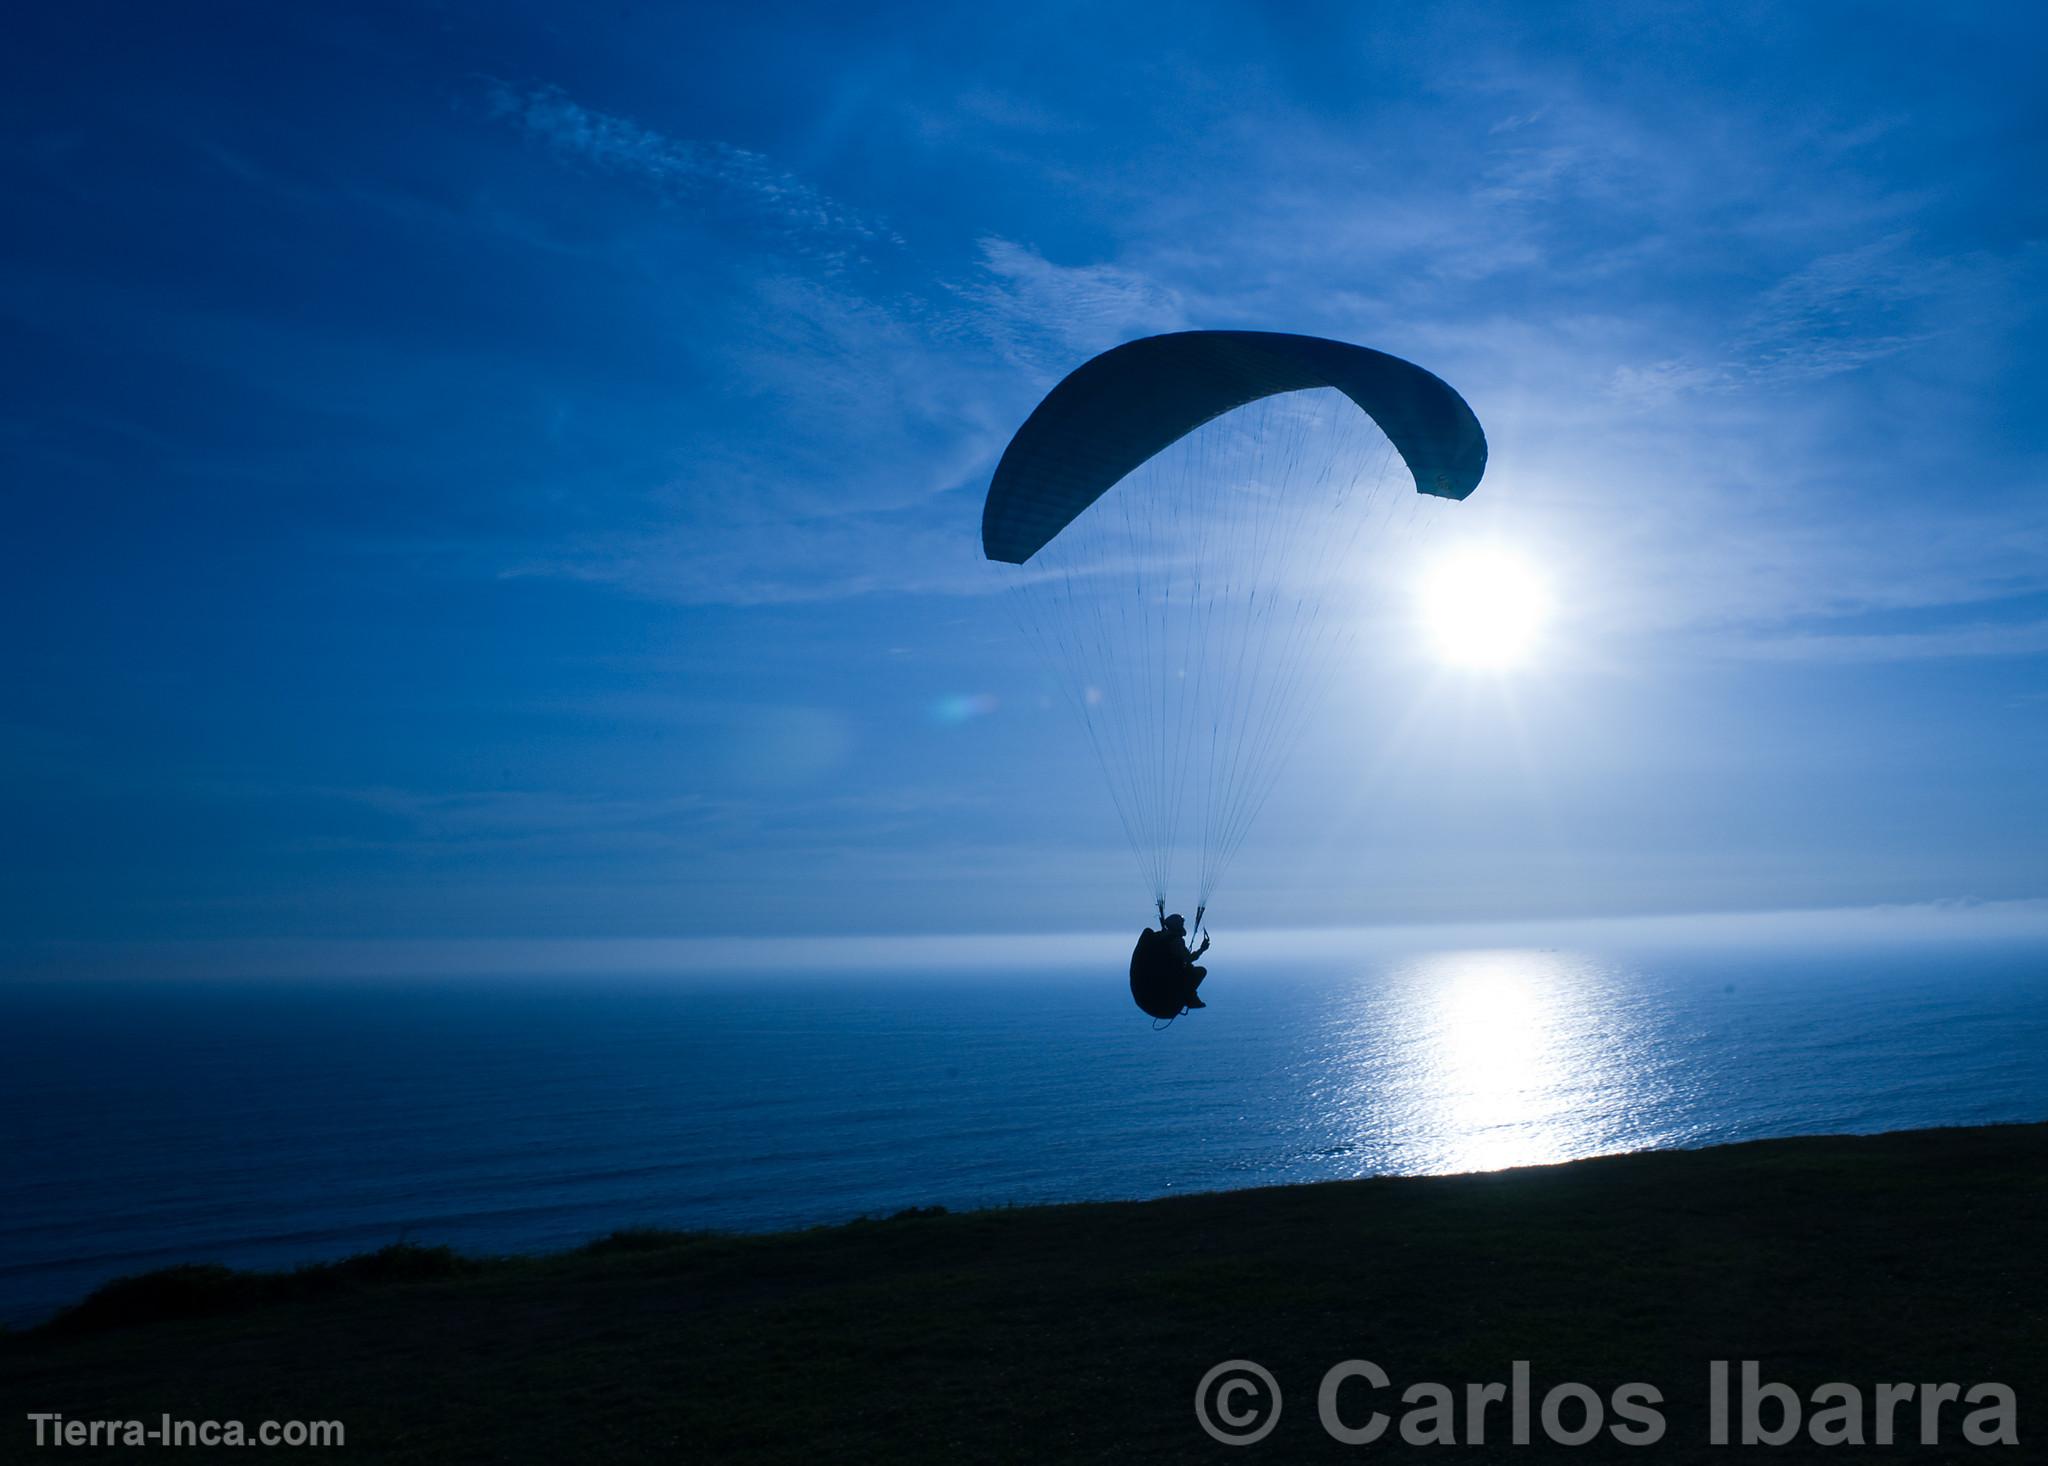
[983,330,1487,565]
[981,327,1487,925]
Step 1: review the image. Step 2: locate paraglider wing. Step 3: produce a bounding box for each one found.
[982,330,1487,565]
[980,327,1488,925]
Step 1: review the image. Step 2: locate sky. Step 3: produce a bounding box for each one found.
[3,1,2045,966]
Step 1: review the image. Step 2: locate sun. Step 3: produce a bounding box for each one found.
[1418,546,1551,670]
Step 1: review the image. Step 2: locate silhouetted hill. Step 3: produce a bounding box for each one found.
[3,1124,2043,1461]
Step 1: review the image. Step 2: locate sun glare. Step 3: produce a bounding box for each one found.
[1418,546,1551,670]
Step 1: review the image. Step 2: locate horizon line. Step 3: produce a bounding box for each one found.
[8,896,2048,982]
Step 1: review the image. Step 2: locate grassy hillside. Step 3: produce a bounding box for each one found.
[4,1124,2044,1461]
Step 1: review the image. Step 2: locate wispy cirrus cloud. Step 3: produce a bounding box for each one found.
[1744,618,2048,662]
[485,81,902,263]
[471,66,2046,667]
[475,78,1196,604]
[945,236,1186,364]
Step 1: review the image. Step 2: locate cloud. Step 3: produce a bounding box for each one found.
[1474,144,1583,206]
[904,88,1081,144]
[1606,231,2019,408]
[1740,617,2048,663]
[1607,357,1738,407]
[485,81,901,264]
[944,237,1187,366]
[1734,232,1945,382]
[468,68,2048,662]
[472,80,1199,606]
[1488,107,1550,136]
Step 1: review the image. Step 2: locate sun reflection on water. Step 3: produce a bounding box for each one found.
[1315,947,1666,1176]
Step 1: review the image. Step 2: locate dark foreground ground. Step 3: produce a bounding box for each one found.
[3,1124,2044,1462]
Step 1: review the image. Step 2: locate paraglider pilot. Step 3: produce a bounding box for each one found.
[1129,909,1211,1019]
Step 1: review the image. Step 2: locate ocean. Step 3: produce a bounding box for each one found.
[4,915,2045,1327]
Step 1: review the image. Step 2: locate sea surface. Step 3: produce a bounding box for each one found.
[4,921,2046,1325]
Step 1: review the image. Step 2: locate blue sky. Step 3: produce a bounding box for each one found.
[3,1,2045,961]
